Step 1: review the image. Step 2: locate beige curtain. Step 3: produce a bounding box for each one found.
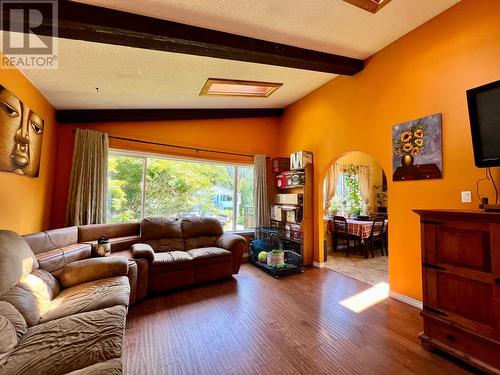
[324,162,342,216]
[357,165,371,215]
[66,129,109,226]
[253,154,270,227]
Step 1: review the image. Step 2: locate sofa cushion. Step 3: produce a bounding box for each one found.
[187,247,232,267]
[150,251,193,273]
[0,286,40,327]
[0,301,27,339]
[78,222,140,242]
[181,217,223,239]
[0,315,17,366]
[184,235,218,251]
[23,227,78,255]
[141,217,183,240]
[18,269,60,314]
[39,276,129,324]
[34,243,92,274]
[1,305,126,375]
[0,230,39,294]
[144,238,185,252]
[65,358,122,375]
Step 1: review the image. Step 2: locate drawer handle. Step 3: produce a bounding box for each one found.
[446,334,456,342]
[422,263,446,271]
[423,305,448,317]
[495,278,500,286]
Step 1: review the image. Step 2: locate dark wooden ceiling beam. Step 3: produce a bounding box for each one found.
[3,0,364,75]
[56,108,285,123]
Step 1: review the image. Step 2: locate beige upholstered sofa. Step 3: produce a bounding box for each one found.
[0,230,130,375]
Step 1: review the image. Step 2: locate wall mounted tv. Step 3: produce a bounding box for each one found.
[466,79,500,168]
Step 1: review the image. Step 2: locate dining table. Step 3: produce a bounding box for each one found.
[345,218,388,257]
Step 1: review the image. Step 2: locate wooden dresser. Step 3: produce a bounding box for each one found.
[415,210,500,374]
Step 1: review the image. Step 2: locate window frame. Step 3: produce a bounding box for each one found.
[107,149,254,232]
[323,168,366,218]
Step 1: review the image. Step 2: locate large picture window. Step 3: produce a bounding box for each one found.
[107,151,254,231]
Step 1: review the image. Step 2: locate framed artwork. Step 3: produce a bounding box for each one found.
[0,84,44,177]
[392,113,442,181]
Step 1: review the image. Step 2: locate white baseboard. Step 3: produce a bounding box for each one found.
[313,261,326,268]
[389,291,423,309]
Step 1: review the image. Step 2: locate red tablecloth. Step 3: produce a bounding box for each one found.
[346,219,388,240]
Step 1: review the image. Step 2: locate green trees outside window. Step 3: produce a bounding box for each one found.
[328,165,365,217]
[107,153,254,231]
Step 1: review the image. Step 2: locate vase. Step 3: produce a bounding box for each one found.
[401,154,414,167]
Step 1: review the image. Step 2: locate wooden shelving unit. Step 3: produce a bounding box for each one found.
[271,163,314,266]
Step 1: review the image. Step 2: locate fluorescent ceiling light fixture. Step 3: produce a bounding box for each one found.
[200,78,282,98]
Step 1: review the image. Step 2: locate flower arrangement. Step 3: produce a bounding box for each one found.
[394,120,427,166]
[395,120,426,156]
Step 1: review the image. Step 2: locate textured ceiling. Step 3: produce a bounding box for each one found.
[16,0,460,109]
[72,0,460,59]
[19,38,334,109]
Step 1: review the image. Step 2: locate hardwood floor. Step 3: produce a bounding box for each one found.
[123,265,476,375]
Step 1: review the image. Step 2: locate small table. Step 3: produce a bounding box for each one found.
[345,219,388,258]
[346,219,374,240]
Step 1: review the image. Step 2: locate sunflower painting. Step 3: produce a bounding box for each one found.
[392,113,442,181]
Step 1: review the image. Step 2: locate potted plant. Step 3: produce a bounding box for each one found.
[374,185,388,213]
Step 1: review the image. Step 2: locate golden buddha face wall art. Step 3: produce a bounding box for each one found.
[0,84,44,177]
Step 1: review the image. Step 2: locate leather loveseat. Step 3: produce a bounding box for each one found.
[133,216,246,294]
[0,229,130,375]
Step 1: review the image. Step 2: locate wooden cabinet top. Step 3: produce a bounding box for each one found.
[414,209,500,222]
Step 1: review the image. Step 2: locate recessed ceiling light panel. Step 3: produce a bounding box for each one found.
[200,78,283,98]
[343,0,392,13]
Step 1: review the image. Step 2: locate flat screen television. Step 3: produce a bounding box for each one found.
[466,80,500,167]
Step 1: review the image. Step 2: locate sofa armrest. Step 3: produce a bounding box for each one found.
[215,233,247,274]
[215,233,246,251]
[132,243,155,262]
[60,256,129,288]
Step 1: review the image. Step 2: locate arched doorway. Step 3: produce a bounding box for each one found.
[322,151,389,286]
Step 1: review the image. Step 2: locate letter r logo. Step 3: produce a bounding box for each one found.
[1,1,57,55]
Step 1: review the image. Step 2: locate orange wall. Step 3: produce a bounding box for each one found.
[278,0,500,301]
[51,117,280,228]
[0,58,57,234]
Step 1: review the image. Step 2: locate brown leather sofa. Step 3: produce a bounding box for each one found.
[0,230,130,375]
[76,217,246,296]
[77,223,147,304]
[133,217,246,294]
[0,217,246,374]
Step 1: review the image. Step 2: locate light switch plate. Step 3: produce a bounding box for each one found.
[461,191,472,203]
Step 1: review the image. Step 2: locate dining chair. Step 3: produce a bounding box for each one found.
[332,216,360,257]
[367,216,386,257]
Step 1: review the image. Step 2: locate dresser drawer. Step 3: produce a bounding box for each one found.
[422,219,494,272]
[423,268,497,338]
[423,316,500,371]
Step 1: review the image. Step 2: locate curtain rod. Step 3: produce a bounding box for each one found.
[72,130,269,159]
